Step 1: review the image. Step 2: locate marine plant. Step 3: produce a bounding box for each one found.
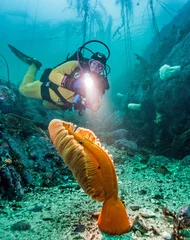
[0,54,10,87]
[162,206,190,240]
[49,119,131,235]
[149,0,160,40]
[114,0,133,75]
[67,0,108,43]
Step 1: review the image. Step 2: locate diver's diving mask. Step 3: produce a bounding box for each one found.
[89,59,105,74]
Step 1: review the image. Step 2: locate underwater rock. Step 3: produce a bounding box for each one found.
[30,204,42,212]
[114,139,137,151]
[148,155,170,167]
[181,155,190,166]
[162,231,172,240]
[91,212,100,219]
[109,129,129,140]
[118,6,190,159]
[72,224,86,233]
[163,31,190,69]
[0,86,112,200]
[0,85,17,113]
[0,121,73,199]
[0,165,24,200]
[11,220,31,231]
[153,79,190,118]
[130,205,141,211]
[7,137,29,167]
[24,134,72,186]
[7,133,71,188]
[104,129,129,145]
[139,208,156,218]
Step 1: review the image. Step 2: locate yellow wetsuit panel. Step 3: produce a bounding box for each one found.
[49,60,79,86]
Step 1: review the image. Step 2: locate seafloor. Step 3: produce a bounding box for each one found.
[0,147,189,240]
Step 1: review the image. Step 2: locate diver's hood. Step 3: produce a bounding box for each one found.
[91,52,107,65]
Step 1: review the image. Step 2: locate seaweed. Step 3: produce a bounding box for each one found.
[149,0,160,41]
[67,0,107,43]
[0,54,10,87]
[172,129,190,150]
[162,207,186,240]
[113,0,133,76]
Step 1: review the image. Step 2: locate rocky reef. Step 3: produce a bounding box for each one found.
[117,1,190,159]
[0,81,78,200]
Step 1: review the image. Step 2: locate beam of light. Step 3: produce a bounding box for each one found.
[84,73,94,89]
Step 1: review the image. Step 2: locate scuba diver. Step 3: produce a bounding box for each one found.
[8,40,110,115]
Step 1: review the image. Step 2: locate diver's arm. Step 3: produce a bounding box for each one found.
[49,61,78,86]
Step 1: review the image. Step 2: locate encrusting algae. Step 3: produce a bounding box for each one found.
[48,119,131,235]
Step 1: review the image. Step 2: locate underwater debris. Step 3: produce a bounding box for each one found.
[131,215,149,234]
[162,206,190,240]
[178,205,190,228]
